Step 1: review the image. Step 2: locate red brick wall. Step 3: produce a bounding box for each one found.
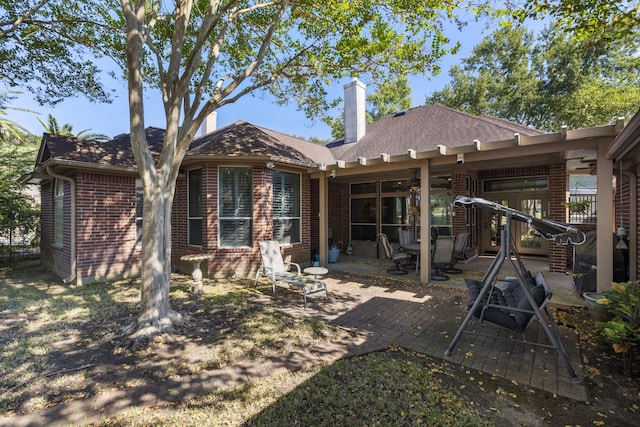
[310,179,319,254]
[327,181,350,250]
[75,172,141,284]
[548,163,568,272]
[451,172,478,258]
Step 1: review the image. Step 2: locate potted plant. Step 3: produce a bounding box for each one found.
[596,281,640,375]
[562,200,591,214]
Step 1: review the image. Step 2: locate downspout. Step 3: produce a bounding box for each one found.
[47,166,77,284]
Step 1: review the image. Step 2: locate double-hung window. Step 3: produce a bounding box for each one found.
[188,169,203,246]
[54,179,64,246]
[219,166,252,247]
[135,179,143,247]
[272,171,301,244]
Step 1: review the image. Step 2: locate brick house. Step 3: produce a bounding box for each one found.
[25,79,629,290]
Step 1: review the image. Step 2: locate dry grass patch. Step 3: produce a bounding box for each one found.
[0,261,343,415]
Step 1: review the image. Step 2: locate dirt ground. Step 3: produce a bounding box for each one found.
[2,267,639,426]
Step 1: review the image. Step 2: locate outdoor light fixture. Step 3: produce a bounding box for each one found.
[330,170,336,178]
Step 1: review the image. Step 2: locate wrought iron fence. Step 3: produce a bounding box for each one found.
[0,229,40,262]
[566,194,597,224]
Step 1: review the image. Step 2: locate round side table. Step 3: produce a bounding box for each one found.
[303,266,328,279]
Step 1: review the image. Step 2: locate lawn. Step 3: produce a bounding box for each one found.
[1,260,639,426]
[0,260,491,426]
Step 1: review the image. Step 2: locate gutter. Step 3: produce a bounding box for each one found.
[46,166,77,284]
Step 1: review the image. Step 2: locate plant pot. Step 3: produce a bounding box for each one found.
[582,292,614,322]
[328,248,340,263]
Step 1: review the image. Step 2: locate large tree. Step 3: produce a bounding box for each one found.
[113,0,476,343]
[0,129,40,253]
[0,0,112,105]
[511,0,639,43]
[426,25,640,130]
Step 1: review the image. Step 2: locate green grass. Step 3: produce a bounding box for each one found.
[1,260,492,425]
[94,352,493,426]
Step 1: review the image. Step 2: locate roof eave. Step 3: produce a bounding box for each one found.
[315,123,622,175]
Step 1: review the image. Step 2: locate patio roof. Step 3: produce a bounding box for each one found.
[316,118,625,179]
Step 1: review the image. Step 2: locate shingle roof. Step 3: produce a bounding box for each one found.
[327,104,546,162]
[188,120,334,166]
[41,129,165,168]
[40,121,332,170]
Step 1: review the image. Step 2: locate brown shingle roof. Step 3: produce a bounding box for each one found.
[328,104,545,162]
[188,120,334,166]
[41,122,331,170]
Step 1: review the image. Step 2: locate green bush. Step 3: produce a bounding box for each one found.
[596,281,640,374]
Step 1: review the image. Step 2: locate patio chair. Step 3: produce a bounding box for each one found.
[432,236,455,281]
[379,233,408,275]
[255,240,328,307]
[444,232,470,274]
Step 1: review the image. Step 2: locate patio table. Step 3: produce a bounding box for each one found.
[400,242,438,278]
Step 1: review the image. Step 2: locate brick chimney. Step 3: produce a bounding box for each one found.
[343,77,366,144]
[200,111,217,136]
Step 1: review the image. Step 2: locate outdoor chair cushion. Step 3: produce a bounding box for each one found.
[465,274,548,332]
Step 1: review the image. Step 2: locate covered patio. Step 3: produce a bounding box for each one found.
[311,102,626,292]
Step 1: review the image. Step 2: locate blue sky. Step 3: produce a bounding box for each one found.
[6,15,505,142]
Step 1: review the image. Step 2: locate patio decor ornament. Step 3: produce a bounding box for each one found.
[180,254,214,295]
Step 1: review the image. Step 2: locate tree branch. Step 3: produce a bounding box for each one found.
[0,0,50,37]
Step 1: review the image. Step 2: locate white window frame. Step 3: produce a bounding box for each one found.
[54,179,64,246]
[188,169,203,247]
[135,179,143,248]
[218,166,253,248]
[272,170,301,245]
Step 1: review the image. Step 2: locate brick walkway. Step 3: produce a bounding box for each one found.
[0,263,587,427]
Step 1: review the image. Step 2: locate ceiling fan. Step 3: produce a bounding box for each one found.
[390,170,420,191]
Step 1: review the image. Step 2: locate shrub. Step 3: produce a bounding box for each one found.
[596,281,640,375]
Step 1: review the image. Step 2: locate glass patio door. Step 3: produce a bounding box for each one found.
[482,195,548,255]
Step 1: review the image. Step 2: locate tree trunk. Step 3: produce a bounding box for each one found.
[120,0,185,345]
[122,171,183,344]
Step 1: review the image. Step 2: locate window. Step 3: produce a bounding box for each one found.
[272,171,301,244]
[188,169,203,246]
[54,179,64,246]
[219,167,252,247]
[484,176,548,192]
[431,193,452,228]
[350,182,377,241]
[135,179,143,247]
[380,195,409,242]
